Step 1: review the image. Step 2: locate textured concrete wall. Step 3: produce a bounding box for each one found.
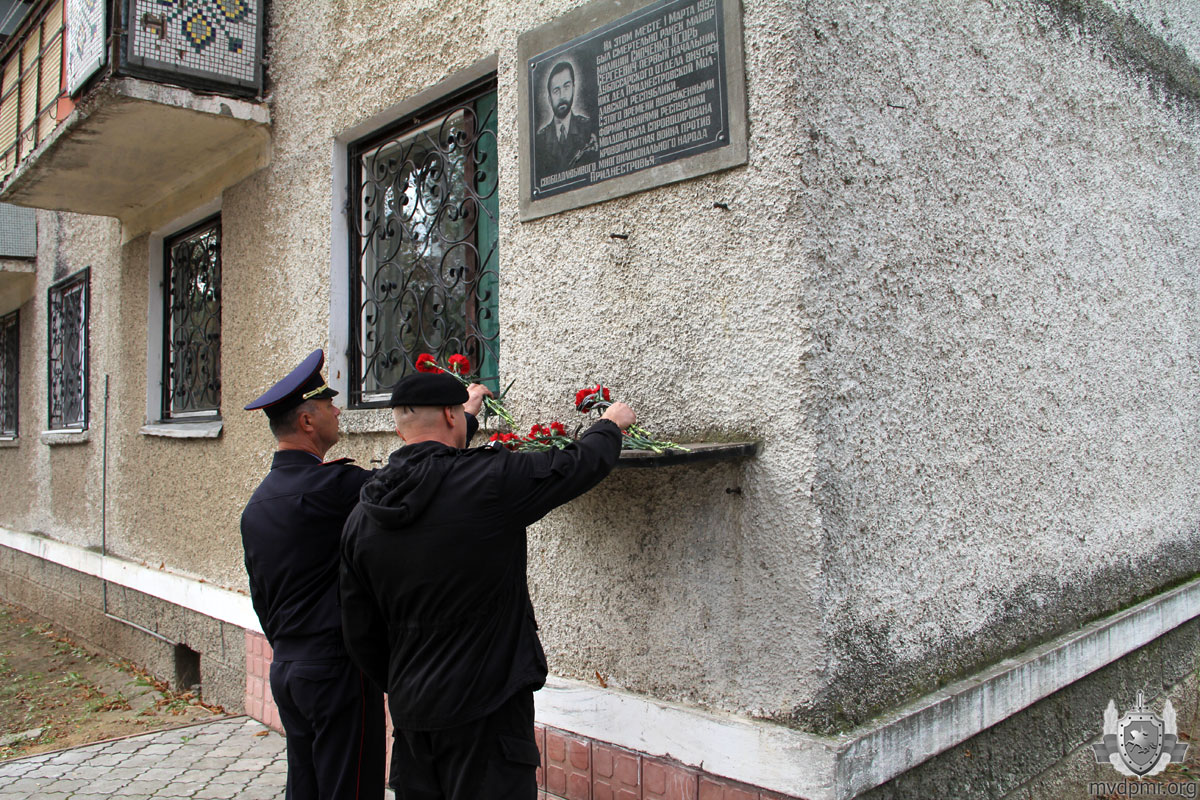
[237,0,821,723]
[0,211,120,549]
[0,0,1197,743]
[800,0,1200,731]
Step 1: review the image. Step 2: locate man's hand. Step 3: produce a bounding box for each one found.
[601,402,636,431]
[464,383,493,417]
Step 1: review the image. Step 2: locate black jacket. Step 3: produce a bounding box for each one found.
[339,419,622,730]
[241,450,373,661]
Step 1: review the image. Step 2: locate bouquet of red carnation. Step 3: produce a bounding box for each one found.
[414,352,516,430]
[488,422,573,452]
[574,384,686,453]
[408,354,686,454]
[516,421,574,451]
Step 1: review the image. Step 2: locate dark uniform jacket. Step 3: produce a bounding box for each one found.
[535,112,597,183]
[339,419,622,730]
[241,450,374,661]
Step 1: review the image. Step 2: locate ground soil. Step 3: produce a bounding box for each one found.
[0,600,225,761]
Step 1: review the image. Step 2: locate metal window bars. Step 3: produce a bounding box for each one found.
[349,81,500,407]
[47,267,86,430]
[162,216,221,418]
[0,309,16,436]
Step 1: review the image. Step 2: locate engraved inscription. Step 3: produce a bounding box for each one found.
[528,0,729,199]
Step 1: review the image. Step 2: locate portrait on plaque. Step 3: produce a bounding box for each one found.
[518,0,747,220]
[533,58,600,189]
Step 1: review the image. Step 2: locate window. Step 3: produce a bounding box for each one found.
[47,268,87,430]
[162,216,221,419]
[0,309,16,436]
[348,78,499,407]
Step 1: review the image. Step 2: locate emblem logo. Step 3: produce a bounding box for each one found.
[1093,692,1188,778]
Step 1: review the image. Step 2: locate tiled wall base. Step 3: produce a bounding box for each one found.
[246,631,798,799]
[534,726,798,800]
[244,630,282,733]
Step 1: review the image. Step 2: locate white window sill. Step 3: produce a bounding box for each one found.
[0,437,18,448]
[40,429,90,445]
[139,420,223,439]
[340,408,395,435]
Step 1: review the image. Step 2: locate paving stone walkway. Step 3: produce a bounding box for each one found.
[0,716,287,799]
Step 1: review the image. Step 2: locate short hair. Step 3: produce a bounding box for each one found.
[269,400,315,438]
[547,61,575,97]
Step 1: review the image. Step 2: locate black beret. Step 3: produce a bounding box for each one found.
[389,372,469,407]
[244,349,338,419]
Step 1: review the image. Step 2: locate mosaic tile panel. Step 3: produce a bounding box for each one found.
[66,0,105,95]
[127,0,260,91]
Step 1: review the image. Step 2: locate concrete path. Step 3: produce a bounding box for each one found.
[0,716,287,799]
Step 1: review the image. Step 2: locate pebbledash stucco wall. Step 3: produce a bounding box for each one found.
[0,210,121,548]
[797,0,1200,731]
[0,0,1197,761]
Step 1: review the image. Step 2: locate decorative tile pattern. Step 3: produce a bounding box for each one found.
[128,0,260,90]
[536,727,800,800]
[67,0,106,94]
[592,743,640,800]
[243,630,282,733]
[545,729,592,800]
[698,777,760,800]
[643,759,699,800]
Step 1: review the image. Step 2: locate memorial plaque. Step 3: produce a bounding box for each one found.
[518,0,746,220]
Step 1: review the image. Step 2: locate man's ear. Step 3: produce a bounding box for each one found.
[442,406,457,427]
[296,408,316,433]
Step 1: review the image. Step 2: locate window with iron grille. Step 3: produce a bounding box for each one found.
[162,216,221,419]
[47,268,87,430]
[348,78,499,407]
[0,309,16,437]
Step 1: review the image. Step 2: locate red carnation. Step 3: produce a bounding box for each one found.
[549,421,566,437]
[415,353,440,373]
[448,354,471,376]
[575,384,612,413]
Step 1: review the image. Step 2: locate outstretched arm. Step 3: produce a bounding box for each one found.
[502,402,636,528]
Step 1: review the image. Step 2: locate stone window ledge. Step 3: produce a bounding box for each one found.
[615,441,760,469]
[341,408,395,435]
[139,420,223,439]
[0,437,18,448]
[40,429,90,446]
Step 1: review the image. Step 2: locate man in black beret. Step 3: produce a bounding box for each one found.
[340,372,635,800]
[241,351,490,800]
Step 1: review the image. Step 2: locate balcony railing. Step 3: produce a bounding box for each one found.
[0,0,268,237]
[0,0,68,183]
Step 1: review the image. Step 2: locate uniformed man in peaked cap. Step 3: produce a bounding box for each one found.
[339,371,635,800]
[239,349,385,800]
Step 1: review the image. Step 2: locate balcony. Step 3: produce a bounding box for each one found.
[0,0,270,239]
[0,202,34,314]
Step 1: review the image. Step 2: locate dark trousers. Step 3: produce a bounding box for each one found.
[390,689,540,800]
[270,657,386,800]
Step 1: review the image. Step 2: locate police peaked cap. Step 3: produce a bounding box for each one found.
[244,349,338,419]
[389,372,469,407]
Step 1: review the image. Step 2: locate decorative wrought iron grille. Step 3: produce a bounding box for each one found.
[163,216,221,417]
[47,268,87,429]
[0,309,17,437]
[349,81,499,407]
